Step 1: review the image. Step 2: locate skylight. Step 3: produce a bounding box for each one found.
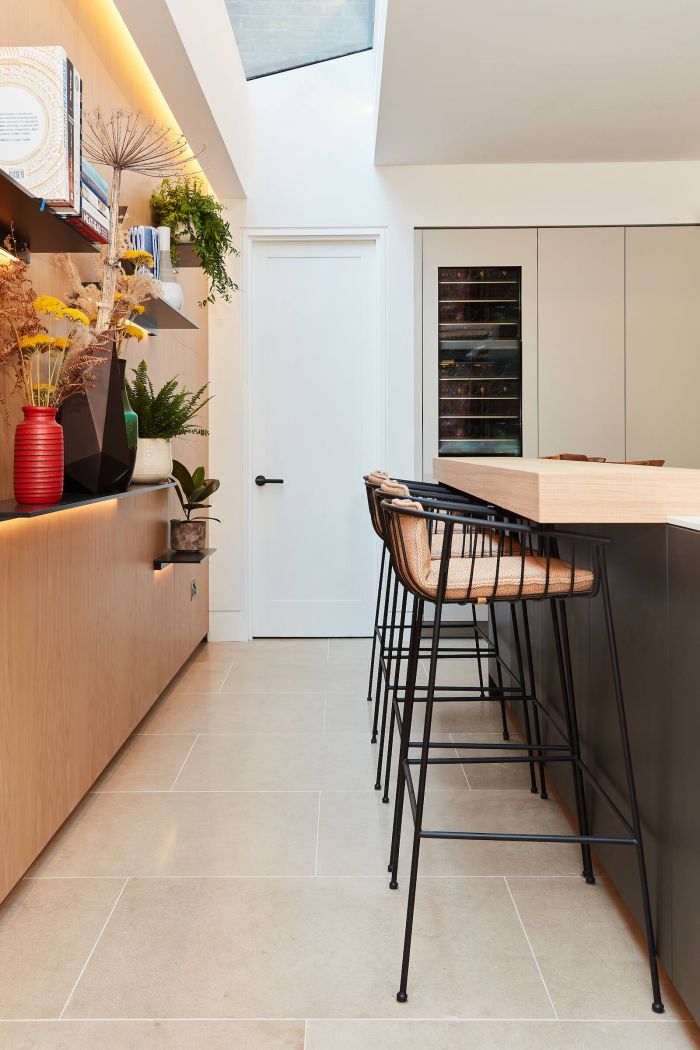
[225,0,375,80]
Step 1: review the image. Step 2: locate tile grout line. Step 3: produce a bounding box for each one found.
[503,875,559,1021]
[169,735,199,791]
[450,732,472,790]
[58,877,129,1019]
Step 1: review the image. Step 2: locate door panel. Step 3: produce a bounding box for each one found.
[626,226,700,467]
[421,228,538,479]
[251,238,381,636]
[538,227,625,460]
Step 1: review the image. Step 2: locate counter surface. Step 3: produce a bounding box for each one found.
[434,456,700,523]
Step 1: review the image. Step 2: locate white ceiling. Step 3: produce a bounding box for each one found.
[375,0,700,165]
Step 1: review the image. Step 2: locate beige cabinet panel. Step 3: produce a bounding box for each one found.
[626,226,700,467]
[538,227,625,461]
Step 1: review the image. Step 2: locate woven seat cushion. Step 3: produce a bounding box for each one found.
[367,470,389,486]
[390,498,593,601]
[430,528,521,561]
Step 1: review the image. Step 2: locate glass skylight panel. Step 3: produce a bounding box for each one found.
[225,0,375,80]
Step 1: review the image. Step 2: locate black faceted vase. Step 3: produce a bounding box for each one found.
[59,345,133,495]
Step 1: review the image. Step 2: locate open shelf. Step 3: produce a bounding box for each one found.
[153,547,216,570]
[0,481,175,523]
[0,170,98,255]
[141,296,198,331]
[173,242,201,268]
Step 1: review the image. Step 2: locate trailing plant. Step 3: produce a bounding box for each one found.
[126,359,211,439]
[150,177,239,305]
[171,459,221,522]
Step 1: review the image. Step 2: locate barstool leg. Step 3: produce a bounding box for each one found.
[522,602,548,799]
[488,605,510,742]
[382,588,409,803]
[550,599,595,884]
[367,546,387,702]
[600,561,665,1014]
[510,604,539,794]
[388,600,423,883]
[396,591,443,1003]
[375,574,400,790]
[372,561,394,744]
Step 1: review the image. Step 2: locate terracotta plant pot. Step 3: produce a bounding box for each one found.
[14,405,64,505]
[170,519,206,552]
[132,437,173,484]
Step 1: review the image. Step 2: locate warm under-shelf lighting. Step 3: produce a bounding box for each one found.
[127,321,151,339]
[0,244,19,264]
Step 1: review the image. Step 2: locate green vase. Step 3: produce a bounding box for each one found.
[117,358,139,485]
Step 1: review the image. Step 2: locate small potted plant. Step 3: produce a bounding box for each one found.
[170,460,220,551]
[126,359,211,483]
[150,177,239,305]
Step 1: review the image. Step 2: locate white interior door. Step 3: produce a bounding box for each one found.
[251,237,382,637]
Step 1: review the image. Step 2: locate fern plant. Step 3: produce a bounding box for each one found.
[126,360,211,439]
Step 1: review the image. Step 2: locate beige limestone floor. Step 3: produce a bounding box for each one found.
[1,638,699,1049]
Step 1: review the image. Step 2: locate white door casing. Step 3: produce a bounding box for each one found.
[250,236,384,636]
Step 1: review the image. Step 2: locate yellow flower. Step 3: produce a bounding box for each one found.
[61,307,90,325]
[121,249,154,268]
[31,383,54,392]
[52,337,70,350]
[33,295,66,316]
[19,334,53,349]
[122,322,145,341]
[132,303,145,315]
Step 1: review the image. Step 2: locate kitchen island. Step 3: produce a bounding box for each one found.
[434,456,700,1023]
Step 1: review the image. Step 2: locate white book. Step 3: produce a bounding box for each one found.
[0,46,72,205]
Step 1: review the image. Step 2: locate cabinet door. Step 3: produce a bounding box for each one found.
[626,226,700,467]
[538,227,625,460]
[421,228,538,479]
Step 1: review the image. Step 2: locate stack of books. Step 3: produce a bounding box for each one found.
[66,159,110,244]
[0,46,82,213]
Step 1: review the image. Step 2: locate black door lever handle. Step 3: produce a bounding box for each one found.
[255,475,284,486]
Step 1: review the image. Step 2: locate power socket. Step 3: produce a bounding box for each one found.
[190,580,198,601]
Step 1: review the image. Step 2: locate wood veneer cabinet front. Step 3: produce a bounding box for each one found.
[0,489,208,902]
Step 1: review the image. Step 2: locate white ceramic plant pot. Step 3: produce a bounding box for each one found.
[132,438,173,484]
[156,225,184,310]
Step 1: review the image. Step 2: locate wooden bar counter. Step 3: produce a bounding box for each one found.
[433,455,700,1023]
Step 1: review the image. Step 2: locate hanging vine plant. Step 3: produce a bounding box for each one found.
[150,178,239,305]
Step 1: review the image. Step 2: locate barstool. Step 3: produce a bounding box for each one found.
[380,495,664,1014]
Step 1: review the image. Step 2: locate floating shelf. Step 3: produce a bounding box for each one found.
[173,242,200,268]
[141,296,198,331]
[153,547,217,570]
[0,481,175,523]
[0,169,98,254]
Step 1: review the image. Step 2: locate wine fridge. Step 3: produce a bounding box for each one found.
[438,265,522,456]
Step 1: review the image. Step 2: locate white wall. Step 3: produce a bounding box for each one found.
[209,48,700,639]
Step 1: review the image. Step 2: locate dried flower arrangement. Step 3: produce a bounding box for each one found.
[0,253,106,410]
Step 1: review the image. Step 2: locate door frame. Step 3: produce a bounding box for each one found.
[242,228,388,640]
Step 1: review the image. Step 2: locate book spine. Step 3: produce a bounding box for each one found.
[73,68,82,215]
[81,184,110,219]
[66,57,74,211]
[66,214,109,244]
[81,159,109,201]
[81,197,110,230]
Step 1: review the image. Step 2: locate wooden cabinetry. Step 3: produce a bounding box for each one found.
[0,487,208,902]
[538,227,625,460]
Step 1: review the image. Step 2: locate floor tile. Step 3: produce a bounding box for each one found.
[317,790,583,877]
[0,878,125,1019]
[63,876,554,1019]
[174,733,469,792]
[507,876,685,1020]
[306,1019,700,1050]
[139,691,325,735]
[328,638,373,662]
[221,659,369,694]
[92,734,197,792]
[452,732,547,790]
[30,791,319,877]
[91,734,197,789]
[324,695,374,734]
[0,1020,305,1049]
[171,666,231,694]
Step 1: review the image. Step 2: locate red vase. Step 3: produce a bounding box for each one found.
[14,406,64,505]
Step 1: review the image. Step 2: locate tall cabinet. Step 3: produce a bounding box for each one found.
[420,225,700,470]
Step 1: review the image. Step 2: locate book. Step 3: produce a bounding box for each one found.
[66,212,108,244]
[81,183,109,219]
[0,46,85,210]
[81,158,109,203]
[80,195,109,232]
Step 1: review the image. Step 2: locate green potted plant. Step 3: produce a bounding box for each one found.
[170,460,220,551]
[150,177,239,305]
[126,360,211,483]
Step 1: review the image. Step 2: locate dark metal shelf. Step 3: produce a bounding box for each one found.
[173,242,201,268]
[0,481,175,523]
[153,547,217,570]
[0,169,99,255]
[141,296,198,331]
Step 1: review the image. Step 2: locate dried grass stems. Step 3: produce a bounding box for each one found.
[83,109,203,333]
